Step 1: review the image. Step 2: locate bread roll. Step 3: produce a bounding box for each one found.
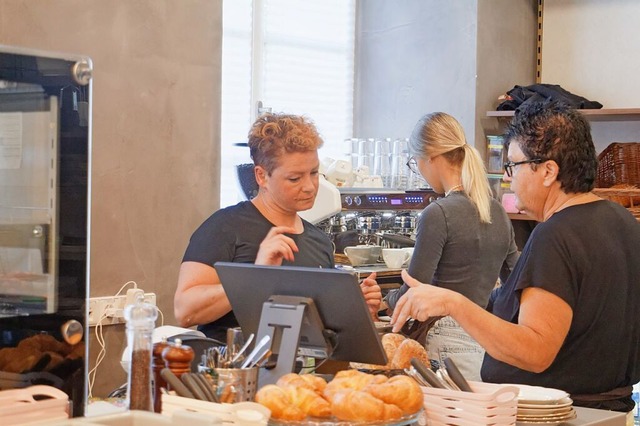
[350,333,407,370]
[390,337,429,369]
[382,333,406,356]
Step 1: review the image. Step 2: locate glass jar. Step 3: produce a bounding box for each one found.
[124,300,158,411]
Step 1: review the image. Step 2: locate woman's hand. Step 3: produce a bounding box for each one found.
[359,272,381,320]
[390,269,459,332]
[254,226,299,265]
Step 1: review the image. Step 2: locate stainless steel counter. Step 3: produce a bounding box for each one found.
[337,264,404,291]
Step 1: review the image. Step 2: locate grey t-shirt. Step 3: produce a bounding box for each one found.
[386,192,518,309]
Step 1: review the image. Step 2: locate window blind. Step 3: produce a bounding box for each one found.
[220,0,356,207]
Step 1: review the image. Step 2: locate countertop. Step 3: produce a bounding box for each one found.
[336,264,404,290]
[516,406,627,426]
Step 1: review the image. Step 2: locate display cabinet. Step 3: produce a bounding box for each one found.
[0,45,92,416]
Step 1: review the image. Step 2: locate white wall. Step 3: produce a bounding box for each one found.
[542,0,640,108]
[354,0,537,159]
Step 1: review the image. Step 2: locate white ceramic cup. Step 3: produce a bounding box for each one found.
[325,159,354,187]
[401,247,415,266]
[382,248,411,269]
[344,245,373,266]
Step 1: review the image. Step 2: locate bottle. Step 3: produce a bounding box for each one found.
[124,299,158,411]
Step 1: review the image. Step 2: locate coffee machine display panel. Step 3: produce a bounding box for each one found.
[340,189,439,211]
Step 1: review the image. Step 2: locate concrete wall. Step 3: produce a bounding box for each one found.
[355,0,478,142]
[476,0,538,154]
[0,0,222,398]
[541,0,640,152]
[355,0,538,160]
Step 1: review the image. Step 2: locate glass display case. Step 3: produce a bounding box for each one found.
[0,45,91,416]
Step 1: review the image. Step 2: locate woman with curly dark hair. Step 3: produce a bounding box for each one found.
[391,101,640,414]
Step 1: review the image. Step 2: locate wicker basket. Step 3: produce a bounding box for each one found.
[595,142,640,188]
[592,187,640,222]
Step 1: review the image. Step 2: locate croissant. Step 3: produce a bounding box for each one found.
[299,373,328,393]
[285,386,331,418]
[324,370,387,401]
[330,389,385,422]
[255,384,305,421]
[365,375,424,415]
[276,372,327,393]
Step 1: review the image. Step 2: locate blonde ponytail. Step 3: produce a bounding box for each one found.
[460,144,493,223]
[409,112,494,223]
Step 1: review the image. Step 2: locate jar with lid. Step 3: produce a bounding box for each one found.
[124,299,158,411]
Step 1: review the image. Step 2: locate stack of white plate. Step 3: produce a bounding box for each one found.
[512,384,577,424]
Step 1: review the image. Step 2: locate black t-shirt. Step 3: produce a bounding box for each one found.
[481,200,640,412]
[182,201,334,341]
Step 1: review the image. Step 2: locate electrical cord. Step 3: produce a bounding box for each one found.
[300,337,339,375]
[88,280,167,398]
[89,280,167,398]
[88,280,136,398]
[87,310,110,399]
[114,280,137,297]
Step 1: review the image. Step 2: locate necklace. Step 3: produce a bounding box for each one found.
[544,192,597,221]
[445,184,463,197]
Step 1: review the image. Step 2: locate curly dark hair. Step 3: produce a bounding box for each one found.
[503,100,597,193]
[248,113,323,175]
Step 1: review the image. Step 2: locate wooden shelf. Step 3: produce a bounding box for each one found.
[507,212,535,221]
[487,108,640,122]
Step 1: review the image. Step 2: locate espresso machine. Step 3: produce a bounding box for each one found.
[318,188,440,254]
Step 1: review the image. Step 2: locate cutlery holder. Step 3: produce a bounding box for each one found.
[420,381,518,426]
[214,367,259,402]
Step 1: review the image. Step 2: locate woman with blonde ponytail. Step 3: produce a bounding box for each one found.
[384,112,518,380]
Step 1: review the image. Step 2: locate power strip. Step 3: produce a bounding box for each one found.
[88,292,157,327]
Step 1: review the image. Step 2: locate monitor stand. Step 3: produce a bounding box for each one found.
[255,295,332,386]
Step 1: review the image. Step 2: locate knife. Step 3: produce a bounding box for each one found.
[192,373,218,402]
[443,357,473,392]
[160,368,195,399]
[241,335,271,369]
[410,358,447,389]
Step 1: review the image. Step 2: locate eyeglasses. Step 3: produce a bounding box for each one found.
[503,158,544,177]
[406,157,419,174]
